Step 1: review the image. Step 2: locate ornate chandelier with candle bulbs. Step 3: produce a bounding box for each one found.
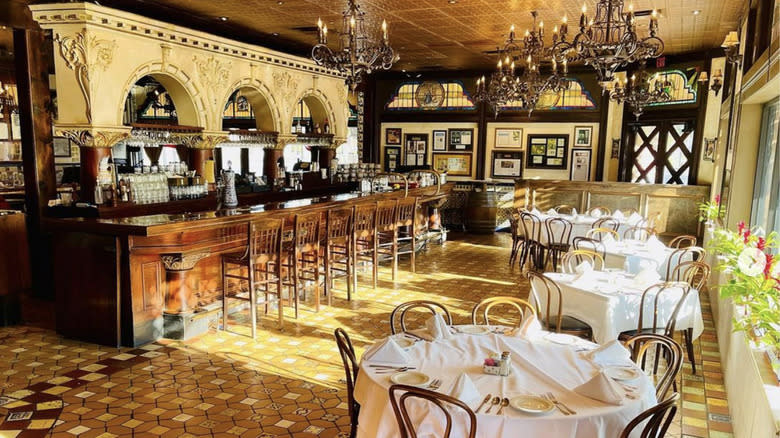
[608,62,671,119]
[311,0,397,89]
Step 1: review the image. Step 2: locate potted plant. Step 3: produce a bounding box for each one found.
[698,194,724,229]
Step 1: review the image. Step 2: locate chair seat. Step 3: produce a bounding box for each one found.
[222,251,248,265]
[618,327,667,341]
[544,315,593,332]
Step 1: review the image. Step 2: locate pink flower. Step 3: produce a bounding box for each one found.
[765,254,774,279]
[757,237,767,250]
[738,221,746,236]
[715,194,721,204]
[744,230,751,243]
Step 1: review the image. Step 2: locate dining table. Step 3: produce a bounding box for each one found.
[600,238,690,279]
[353,327,658,438]
[540,269,704,344]
[524,210,642,246]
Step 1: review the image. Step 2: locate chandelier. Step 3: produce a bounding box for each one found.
[312,0,397,89]
[608,63,671,119]
[552,0,664,85]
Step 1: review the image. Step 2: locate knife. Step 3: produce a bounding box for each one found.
[475,394,491,413]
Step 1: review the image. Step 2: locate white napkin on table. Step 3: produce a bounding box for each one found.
[531,207,542,216]
[590,209,603,218]
[584,340,631,365]
[575,260,593,274]
[362,337,411,365]
[613,210,625,220]
[574,370,625,405]
[447,373,482,406]
[571,208,578,216]
[633,267,661,287]
[514,313,543,339]
[646,235,666,254]
[546,208,558,217]
[424,313,454,341]
[602,233,616,245]
[627,212,644,225]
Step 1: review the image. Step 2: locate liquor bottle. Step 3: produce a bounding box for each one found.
[93,179,103,205]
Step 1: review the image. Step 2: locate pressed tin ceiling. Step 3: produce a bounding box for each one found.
[33,0,743,71]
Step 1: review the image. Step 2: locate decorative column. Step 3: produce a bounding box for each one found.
[58,127,130,202]
[160,251,210,314]
[264,134,296,186]
[189,133,227,183]
[320,136,346,169]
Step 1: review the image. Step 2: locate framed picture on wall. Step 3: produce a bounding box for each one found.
[494,128,523,148]
[611,138,621,159]
[570,149,591,181]
[526,134,568,169]
[448,128,474,151]
[386,128,402,145]
[491,151,523,179]
[53,136,72,157]
[433,130,447,151]
[703,138,716,162]
[404,133,428,166]
[574,126,593,147]
[433,153,472,177]
[385,146,401,172]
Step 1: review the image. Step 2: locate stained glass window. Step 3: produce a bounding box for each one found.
[223,90,255,119]
[647,69,698,106]
[385,81,476,111]
[501,79,597,111]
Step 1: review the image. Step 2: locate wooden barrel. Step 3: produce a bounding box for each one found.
[465,190,497,234]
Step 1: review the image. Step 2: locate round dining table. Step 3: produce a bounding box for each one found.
[353,328,658,438]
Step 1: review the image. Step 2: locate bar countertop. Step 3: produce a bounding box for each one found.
[44,183,453,237]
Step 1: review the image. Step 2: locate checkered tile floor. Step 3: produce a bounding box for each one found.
[0,233,731,437]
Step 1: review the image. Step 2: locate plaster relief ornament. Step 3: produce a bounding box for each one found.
[54,29,117,124]
[273,71,300,109]
[193,55,232,110]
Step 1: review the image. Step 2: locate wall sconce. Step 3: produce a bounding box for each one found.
[722,31,742,65]
[710,70,724,95]
[703,137,717,162]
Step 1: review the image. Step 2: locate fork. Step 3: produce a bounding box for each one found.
[427,379,441,390]
[374,367,415,374]
[546,392,576,415]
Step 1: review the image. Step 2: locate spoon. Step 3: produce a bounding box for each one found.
[497,397,510,415]
[475,394,491,413]
[485,396,500,414]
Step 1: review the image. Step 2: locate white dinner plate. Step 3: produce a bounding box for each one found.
[543,333,578,345]
[394,337,416,349]
[456,325,491,335]
[509,395,555,415]
[605,366,641,381]
[390,371,430,387]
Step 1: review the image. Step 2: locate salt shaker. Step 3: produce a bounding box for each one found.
[499,351,511,376]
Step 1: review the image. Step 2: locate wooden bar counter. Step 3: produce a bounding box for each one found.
[44,183,453,347]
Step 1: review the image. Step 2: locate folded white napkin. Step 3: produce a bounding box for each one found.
[425,313,453,341]
[572,208,578,216]
[447,373,481,406]
[602,233,616,245]
[531,207,542,216]
[546,208,558,217]
[575,260,593,274]
[574,370,625,405]
[613,210,625,220]
[633,267,661,287]
[362,337,411,365]
[646,235,666,253]
[585,340,631,365]
[590,209,603,218]
[627,212,644,225]
[515,313,543,338]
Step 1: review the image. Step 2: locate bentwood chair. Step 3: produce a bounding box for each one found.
[472,296,536,327]
[221,218,285,337]
[623,226,656,241]
[519,211,546,270]
[352,202,378,291]
[389,384,477,438]
[527,271,593,340]
[544,217,573,271]
[586,227,620,242]
[619,393,680,438]
[390,300,453,335]
[669,260,711,373]
[335,328,360,438]
[560,250,605,273]
[283,211,323,318]
[554,204,577,215]
[623,334,683,399]
[572,236,607,260]
[587,206,612,217]
[593,216,620,232]
[376,199,399,279]
[669,234,697,248]
[665,246,707,279]
[508,210,526,266]
[325,207,354,304]
[396,197,424,275]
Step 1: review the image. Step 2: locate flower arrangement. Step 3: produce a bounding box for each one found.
[698,194,725,223]
[708,220,780,349]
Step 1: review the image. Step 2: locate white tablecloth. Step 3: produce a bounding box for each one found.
[540,271,704,344]
[525,213,630,246]
[354,330,657,438]
[601,240,687,279]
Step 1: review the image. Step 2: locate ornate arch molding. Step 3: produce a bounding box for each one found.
[117,61,208,129]
[219,78,283,133]
[292,88,341,138]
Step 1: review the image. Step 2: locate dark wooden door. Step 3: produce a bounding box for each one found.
[622,120,697,185]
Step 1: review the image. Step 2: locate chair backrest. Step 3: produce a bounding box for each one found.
[587,206,612,217]
[643,211,663,232]
[509,211,524,241]
[623,226,656,241]
[623,334,683,400]
[623,208,640,216]
[390,300,453,335]
[554,204,577,215]
[354,203,377,238]
[572,236,606,260]
[334,328,360,429]
[294,211,322,250]
[545,217,573,246]
[585,227,619,242]
[396,197,419,228]
[527,272,563,332]
[327,207,353,240]
[593,217,620,232]
[670,260,711,291]
[619,393,679,438]
[665,246,707,279]
[249,218,284,260]
[471,296,536,327]
[389,384,477,438]
[560,250,605,272]
[669,234,697,248]
[520,211,544,242]
[637,282,692,335]
[376,199,398,233]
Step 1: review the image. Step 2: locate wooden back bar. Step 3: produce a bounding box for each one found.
[514,179,709,238]
[45,184,453,347]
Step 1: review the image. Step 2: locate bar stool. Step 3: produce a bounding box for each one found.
[376,199,399,279]
[325,207,354,304]
[221,218,284,338]
[395,197,423,275]
[283,211,323,318]
[352,202,378,291]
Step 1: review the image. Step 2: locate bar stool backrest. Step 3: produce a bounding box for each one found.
[376,199,398,233]
[250,218,284,260]
[294,211,322,251]
[396,197,419,228]
[327,207,353,240]
[354,203,377,239]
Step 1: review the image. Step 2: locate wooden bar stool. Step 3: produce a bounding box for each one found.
[221,218,284,338]
[325,207,354,304]
[283,211,323,318]
[376,199,399,280]
[352,202,378,291]
[395,196,423,275]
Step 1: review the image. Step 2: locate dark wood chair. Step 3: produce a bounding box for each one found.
[335,328,360,438]
[593,216,620,232]
[376,199,399,279]
[665,246,707,279]
[390,300,453,335]
[471,296,536,327]
[396,197,423,275]
[554,204,577,215]
[619,393,679,438]
[221,218,284,337]
[325,207,354,304]
[572,236,606,260]
[352,202,378,291]
[669,234,697,248]
[519,211,546,270]
[508,210,526,266]
[623,334,683,400]
[283,211,323,318]
[544,217,573,271]
[389,384,477,438]
[527,271,593,340]
[669,260,711,374]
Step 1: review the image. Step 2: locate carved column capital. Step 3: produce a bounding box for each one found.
[271,134,298,150]
[56,126,130,148]
[161,251,210,272]
[327,137,347,150]
[192,134,228,150]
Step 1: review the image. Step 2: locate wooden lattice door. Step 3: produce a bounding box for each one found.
[623,120,697,185]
